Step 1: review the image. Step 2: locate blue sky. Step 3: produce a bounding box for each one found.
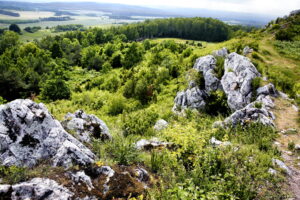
[9,0,300,16]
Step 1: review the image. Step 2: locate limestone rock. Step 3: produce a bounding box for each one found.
[272,159,292,175]
[223,100,275,127]
[209,137,231,146]
[63,110,111,143]
[173,86,207,112]
[212,47,228,57]
[256,83,279,97]
[193,55,222,92]
[136,138,172,150]
[243,46,253,55]
[221,53,261,111]
[0,178,74,200]
[0,99,95,168]
[69,171,94,191]
[154,119,168,131]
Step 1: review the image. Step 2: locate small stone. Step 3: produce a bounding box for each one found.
[295,144,300,150]
[243,46,253,55]
[272,158,292,175]
[136,138,171,150]
[153,119,168,131]
[268,168,277,175]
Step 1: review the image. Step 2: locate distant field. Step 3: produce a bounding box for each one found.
[19,29,61,42]
[0,10,55,20]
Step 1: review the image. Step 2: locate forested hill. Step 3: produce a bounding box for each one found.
[0,17,251,101]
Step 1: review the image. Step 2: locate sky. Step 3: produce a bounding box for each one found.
[12,0,300,16]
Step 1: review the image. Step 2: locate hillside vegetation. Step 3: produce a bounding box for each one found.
[0,14,299,200]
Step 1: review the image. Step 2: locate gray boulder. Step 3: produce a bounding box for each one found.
[221,53,261,111]
[136,138,172,150]
[0,99,95,168]
[243,46,253,55]
[212,47,228,57]
[193,55,222,92]
[272,159,292,175]
[256,83,279,97]
[69,171,94,191]
[154,119,168,131]
[173,86,208,112]
[0,178,74,200]
[223,98,275,127]
[62,110,111,143]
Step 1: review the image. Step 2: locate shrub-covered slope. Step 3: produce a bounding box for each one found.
[0,14,299,199]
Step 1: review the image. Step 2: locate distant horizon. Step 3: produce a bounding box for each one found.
[2,0,299,17]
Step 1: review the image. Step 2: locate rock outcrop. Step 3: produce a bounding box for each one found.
[62,110,111,143]
[243,46,253,55]
[173,86,208,112]
[0,178,74,200]
[0,99,95,168]
[212,47,228,57]
[193,55,222,92]
[221,52,261,111]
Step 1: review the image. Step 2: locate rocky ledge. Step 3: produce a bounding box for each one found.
[0,99,95,168]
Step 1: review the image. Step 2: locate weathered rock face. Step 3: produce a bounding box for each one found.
[212,47,228,57]
[223,98,275,127]
[0,178,74,200]
[193,55,222,92]
[243,46,253,55]
[62,110,111,143]
[154,119,168,131]
[256,83,279,98]
[0,99,95,168]
[173,86,208,112]
[221,53,261,111]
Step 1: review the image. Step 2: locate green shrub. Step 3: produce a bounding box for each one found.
[254,101,263,109]
[40,79,71,101]
[0,166,28,184]
[150,151,165,173]
[205,90,230,115]
[0,96,7,104]
[251,77,262,100]
[107,136,139,165]
[108,95,126,116]
[215,56,225,79]
[186,69,205,89]
[288,141,295,151]
[122,109,158,136]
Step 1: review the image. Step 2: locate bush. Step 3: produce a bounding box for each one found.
[0,166,28,184]
[0,96,7,104]
[186,69,205,89]
[251,77,262,100]
[215,56,225,79]
[122,109,158,136]
[107,136,139,165]
[9,24,21,34]
[108,95,126,116]
[288,141,295,151]
[205,90,230,115]
[40,79,71,101]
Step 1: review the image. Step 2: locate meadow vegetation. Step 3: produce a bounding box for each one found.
[0,15,299,199]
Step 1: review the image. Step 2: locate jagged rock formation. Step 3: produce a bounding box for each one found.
[212,47,228,57]
[0,178,74,200]
[62,110,111,143]
[221,52,261,111]
[243,46,253,55]
[154,119,168,131]
[193,55,222,92]
[0,99,95,168]
[173,86,208,112]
